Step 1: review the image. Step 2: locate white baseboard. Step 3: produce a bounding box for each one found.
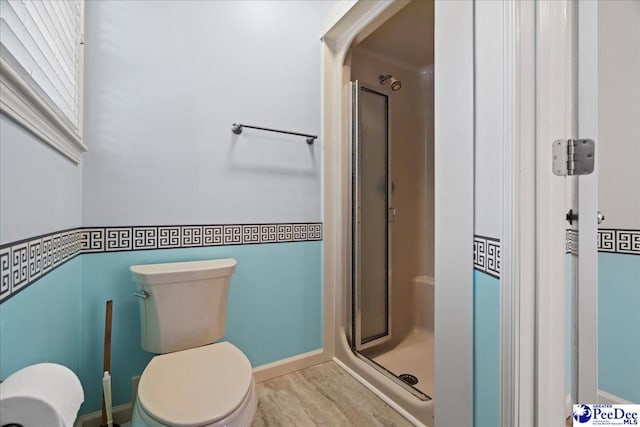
[253,349,329,383]
[332,357,426,427]
[598,389,635,405]
[75,402,133,427]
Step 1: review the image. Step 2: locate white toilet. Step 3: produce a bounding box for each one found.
[129,259,257,427]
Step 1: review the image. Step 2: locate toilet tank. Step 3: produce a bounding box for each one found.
[130,259,237,354]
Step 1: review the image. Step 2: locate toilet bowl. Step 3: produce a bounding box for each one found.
[132,342,257,427]
[129,259,257,427]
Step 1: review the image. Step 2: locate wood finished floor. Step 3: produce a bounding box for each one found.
[252,362,413,426]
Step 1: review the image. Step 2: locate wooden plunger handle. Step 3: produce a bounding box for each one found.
[100,300,113,426]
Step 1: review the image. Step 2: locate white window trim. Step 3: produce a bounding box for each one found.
[0,2,87,164]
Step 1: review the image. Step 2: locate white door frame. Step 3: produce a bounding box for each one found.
[501,1,581,426]
[322,1,474,426]
[500,1,537,426]
[533,0,574,417]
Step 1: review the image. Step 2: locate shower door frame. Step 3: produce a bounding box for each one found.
[351,81,392,352]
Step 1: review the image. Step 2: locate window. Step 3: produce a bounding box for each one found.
[0,0,86,163]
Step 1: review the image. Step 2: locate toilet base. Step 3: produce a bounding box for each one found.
[132,378,257,427]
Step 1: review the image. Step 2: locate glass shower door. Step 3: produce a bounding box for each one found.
[351,81,391,351]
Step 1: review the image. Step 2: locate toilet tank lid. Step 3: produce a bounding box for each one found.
[137,342,253,427]
[130,259,237,285]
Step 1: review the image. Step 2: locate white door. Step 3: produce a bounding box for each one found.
[574,0,640,411]
[532,1,600,423]
[507,2,638,424]
[572,0,599,406]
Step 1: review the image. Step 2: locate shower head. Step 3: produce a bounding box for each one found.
[378,74,402,91]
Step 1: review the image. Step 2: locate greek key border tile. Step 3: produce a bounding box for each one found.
[597,229,614,252]
[242,225,260,244]
[11,242,29,294]
[81,228,105,253]
[598,229,640,255]
[77,223,322,252]
[565,229,640,256]
[223,225,242,245]
[181,226,204,247]
[259,224,278,243]
[133,227,158,250]
[0,246,10,302]
[566,229,579,255]
[106,228,133,251]
[0,222,323,303]
[203,226,223,246]
[474,235,501,279]
[0,229,82,303]
[308,224,322,240]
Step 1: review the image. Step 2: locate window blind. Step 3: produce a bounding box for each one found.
[0,0,82,129]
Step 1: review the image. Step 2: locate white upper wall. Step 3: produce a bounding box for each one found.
[0,114,83,244]
[598,1,640,229]
[474,1,504,239]
[82,0,340,226]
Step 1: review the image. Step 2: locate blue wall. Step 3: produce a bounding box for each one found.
[1,242,322,414]
[473,269,500,427]
[598,252,640,403]
[0,257,82,379]
[563,252,639,404]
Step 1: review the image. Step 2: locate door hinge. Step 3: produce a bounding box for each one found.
[552,139,595,176]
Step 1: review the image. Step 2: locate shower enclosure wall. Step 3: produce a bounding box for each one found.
[348,9,435,400]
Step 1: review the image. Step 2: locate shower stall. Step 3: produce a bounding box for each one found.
[347,0,435,402]
[322,0,477,424]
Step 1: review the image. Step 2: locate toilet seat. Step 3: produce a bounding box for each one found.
[135,342,255,427]
[133,379,256,427]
